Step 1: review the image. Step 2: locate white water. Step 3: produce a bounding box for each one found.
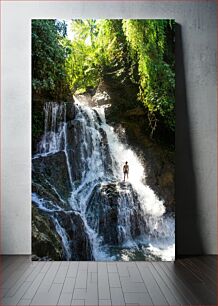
[32,192,62,213]
[33,98,175,261]
[38,102,65,154]
[95,106,165,217]
[52,217,72,260]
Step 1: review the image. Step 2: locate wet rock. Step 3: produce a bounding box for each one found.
[32,100,76,154]
[93,109,102,125]
[65,102,76,122]
[32,203,93,261]
[85,182,146,245]
[92,89,111,106]
[64,119,87,182]
[75,93,96,107]
[86,183,119,245]
[32,205,63,260]
[99,128,113,176]
[54,211,93,261]
[64,107,114,182]
[32,182,70,211]
[32,152,72,202]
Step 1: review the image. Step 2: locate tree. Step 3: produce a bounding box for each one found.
[123,19,175,134]
[32,19,175,137]
[32,19,69,99]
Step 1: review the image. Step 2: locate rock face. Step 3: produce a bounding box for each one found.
[32,204,93,261]
[32,99,95,260]
[65,102,76,121]
[32,152,72,203]
[54,211,93,261]
[32,100,76,154]
[32,205,63,260]
[85,182,146,245]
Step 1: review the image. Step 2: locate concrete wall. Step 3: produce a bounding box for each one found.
[1,1,217,255]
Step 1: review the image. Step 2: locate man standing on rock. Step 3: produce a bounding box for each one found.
[123,161,129,182]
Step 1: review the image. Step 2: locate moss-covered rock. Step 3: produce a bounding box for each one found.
[32,204,94,261]
[32,205,63,260]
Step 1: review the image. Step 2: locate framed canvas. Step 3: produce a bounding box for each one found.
[31,19,175,261]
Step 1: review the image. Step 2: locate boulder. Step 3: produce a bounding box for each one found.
[32,205,63,260]
[54,211,93,261]
[32,203,93,261]
[85,182,146,245]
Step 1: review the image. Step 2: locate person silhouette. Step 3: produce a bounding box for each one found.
[123,161,129,182]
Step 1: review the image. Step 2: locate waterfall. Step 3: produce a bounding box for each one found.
[38,102,65,154]
[32,98,175,261]
[52,217,72,261]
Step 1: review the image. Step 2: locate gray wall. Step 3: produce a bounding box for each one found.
[1,1,217,255]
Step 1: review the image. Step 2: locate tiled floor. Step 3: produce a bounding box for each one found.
[0,256,217,305]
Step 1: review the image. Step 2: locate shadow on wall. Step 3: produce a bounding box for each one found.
[175,24,206,257]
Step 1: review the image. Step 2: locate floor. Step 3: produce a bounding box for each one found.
[0,256,217,305]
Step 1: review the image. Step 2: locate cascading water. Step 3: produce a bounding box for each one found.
[32,97,175,261]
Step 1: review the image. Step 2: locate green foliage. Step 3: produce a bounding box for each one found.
[65,20,101,94]
[64,19,131,93]
[122,20,175,132]
[95,20,128,76]
[65,19,175,132]
[32,20,69,99]
[32,19,175,135]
